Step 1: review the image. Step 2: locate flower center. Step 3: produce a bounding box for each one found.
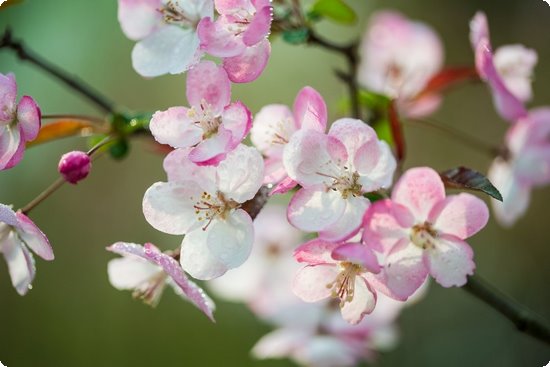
[326,262,363,306]
[159,1,196,27]
[318,168,362,199]
[193,191,239,230]
[410,221,438,250]
[224,10,253,36]
[187,101,222,139]
[132,271,167,307]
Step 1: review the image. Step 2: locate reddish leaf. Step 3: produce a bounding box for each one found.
[388,100,406,163]
[416,66,479,100]
[440,166,502,201]
[27,120,106,147]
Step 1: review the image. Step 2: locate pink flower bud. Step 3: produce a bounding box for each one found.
[58,151,91,184]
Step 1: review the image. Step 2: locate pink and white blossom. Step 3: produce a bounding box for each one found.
[149,61,251,166]
[363,167,489,300]
[470,11,536,122]
[250,86,327,190]
[0,73,41,170]
[0,204,54,295]
[293,239,381,324]
[107,242,215,320]
[198,0,272,82]
[118,0,213,77]
[357,11,444,118]
[284,118,396,241]
[142,144,264,280]
[488,108,550,226]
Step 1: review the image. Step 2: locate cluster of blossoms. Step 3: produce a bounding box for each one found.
[118,0,272,82]
[2,3,549,367]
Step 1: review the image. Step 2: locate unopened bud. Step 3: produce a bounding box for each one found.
[58,151,91,184]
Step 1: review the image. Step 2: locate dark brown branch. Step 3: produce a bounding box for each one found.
[463,274,550,345]
[307,31,360,119]
[0,28,115,114]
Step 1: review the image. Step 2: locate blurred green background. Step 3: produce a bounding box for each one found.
[1,0,550,366]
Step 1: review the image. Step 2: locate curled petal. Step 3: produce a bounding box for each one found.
[425,234,475,288]
[293,86,327,131]
[328,118,378,159]
[429,193,489,239]
[0,73,17,122]
[16,96,41,142]
[150,107,202,148]
[132,26,200,77]
[292,264,338,302]
[186,61,231,114]
[142,181,202,235]
[332,243,380,274]
[494,45,537,102]
[2,232,35,296]
[0,125,22,170]
[221,101,252,148]
[15,213,54,261]
[362,199,411,253]
[270,176,297,195]
[392,167,445,221]
[340,277,377,325]
[189,128,232,166]
[107,249,160,289]
[242,6,272,46]
[143,243,215,321]
[469,11,489,49]
[223,39,271,83]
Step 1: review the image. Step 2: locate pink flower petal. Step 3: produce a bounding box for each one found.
[186,61,231,115]
[0,203,19,226]
[340,277,376,325]
[328,118,377,158]
[143,243,215,320]
[488,158,531,227]
[294,238,340,265]
[318,196,369,242]
[180,228,229,280]
[250,104,295,154]
[392,167,445,221]
[15,213,54,261]
[292,264,339,302]
[132,25,200,77]
[107,244,161,289]
[242,5,272,46]
[270,176,297,195]
[206,209,254,269]
[375,239,428,301]
[358,141,396,191]
[494,45,537,102]
[149,107,202,148]
[0,124,22,170]
[0,73,17,122]
[425,234,475,288]
[162,148,217,192]
[221,101,252,148]
[16,96,41,142]
[215,0,254,15]
[287,188,345,233]
[223,39,271,83]
[332,243,380,274]
[188,128,232,166]
[429,193,489,240]
[1,231,35,295]
[142,181,202,235]
[362,199,412,253]
[117,0,162,41]
[293,86,327,131]
[216,144,264,203]
[469,11,489,50]
[198,16,245,58]
[474,39,527,122]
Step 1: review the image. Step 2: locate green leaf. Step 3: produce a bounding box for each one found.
[311,0,356,24]
[440,167,503,201]
[373,119,393,146]
[282,28,310,45]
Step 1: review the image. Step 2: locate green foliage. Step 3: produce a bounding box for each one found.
[282,27,310,44]
[310,0,356,24]
[440,167,503,201]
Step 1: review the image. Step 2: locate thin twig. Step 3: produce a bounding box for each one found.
[0,28,115,114]
[463,275,550,345]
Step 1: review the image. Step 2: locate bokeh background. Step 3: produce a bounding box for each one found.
[1,0,550,366]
